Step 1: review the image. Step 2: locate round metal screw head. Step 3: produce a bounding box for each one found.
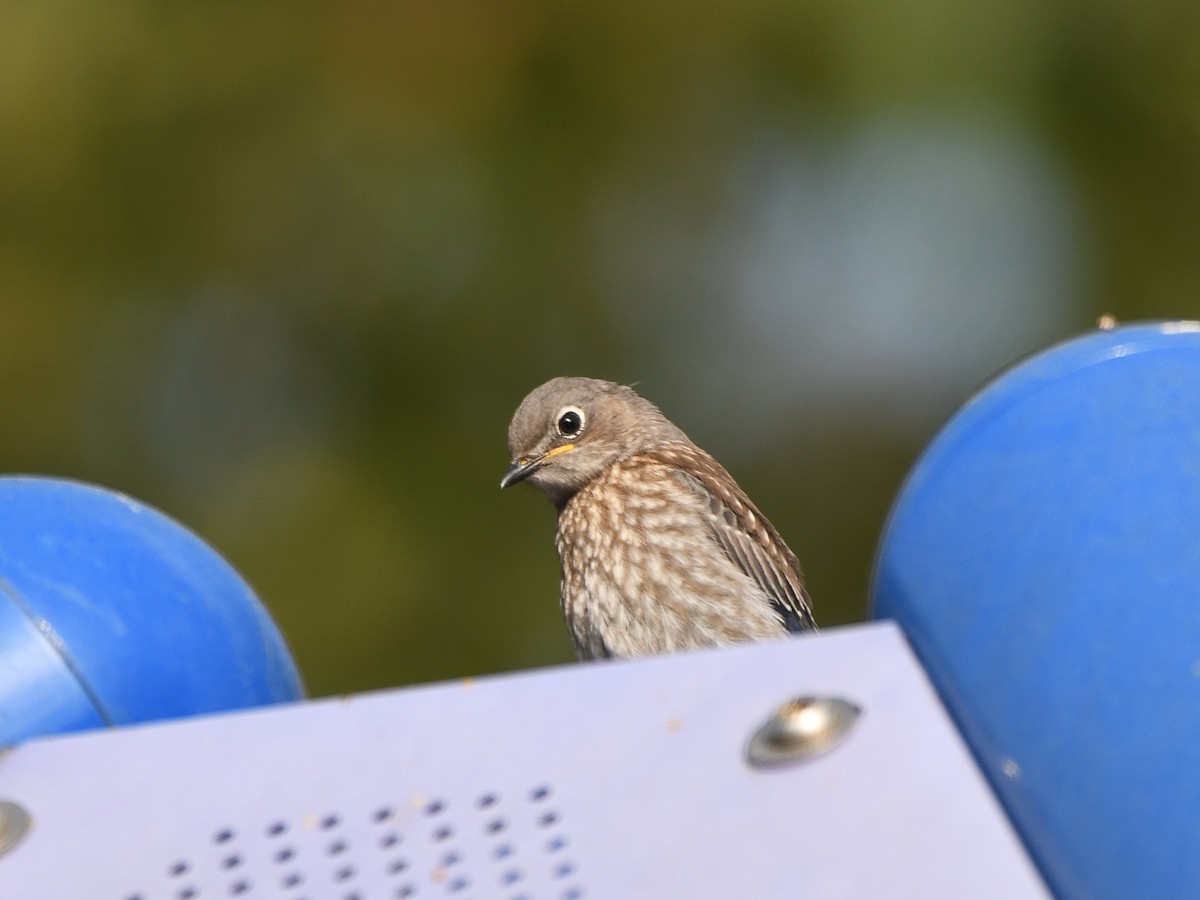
[0,800,32,857]
[746,696,862,768]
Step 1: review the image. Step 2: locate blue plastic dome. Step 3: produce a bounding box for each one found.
[0,476,304,746]
[872,321,1200,899]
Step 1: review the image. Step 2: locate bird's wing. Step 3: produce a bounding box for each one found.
[645,447,816,632]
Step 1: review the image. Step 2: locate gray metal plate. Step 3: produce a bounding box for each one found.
[0,621,1045,899]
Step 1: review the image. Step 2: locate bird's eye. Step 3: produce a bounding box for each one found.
[555,407,585,437]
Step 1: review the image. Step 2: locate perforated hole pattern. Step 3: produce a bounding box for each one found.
[123,784,583,900]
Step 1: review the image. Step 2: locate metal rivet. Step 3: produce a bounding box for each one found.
[746,696,862,768]
[0,800,32,857]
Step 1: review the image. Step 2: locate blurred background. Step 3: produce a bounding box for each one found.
[2,0,1197,696]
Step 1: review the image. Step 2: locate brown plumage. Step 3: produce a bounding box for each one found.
[501,376,815,660]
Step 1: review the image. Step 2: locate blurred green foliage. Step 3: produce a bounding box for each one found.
[2,0,1198,695]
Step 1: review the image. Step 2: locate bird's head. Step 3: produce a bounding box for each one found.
[501,376,686,506]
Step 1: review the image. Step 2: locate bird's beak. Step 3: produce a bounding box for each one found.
[499,444,575,488]
[500,458,537,489]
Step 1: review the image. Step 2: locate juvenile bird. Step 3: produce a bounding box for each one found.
[501,376,815,660]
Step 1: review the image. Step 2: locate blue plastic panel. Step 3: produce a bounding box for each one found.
[0,623,1045,899]
[0,477,304,745]
[872,321,1200,899]
[0,595,107,741]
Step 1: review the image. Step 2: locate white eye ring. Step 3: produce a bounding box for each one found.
[554,405,586,438]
